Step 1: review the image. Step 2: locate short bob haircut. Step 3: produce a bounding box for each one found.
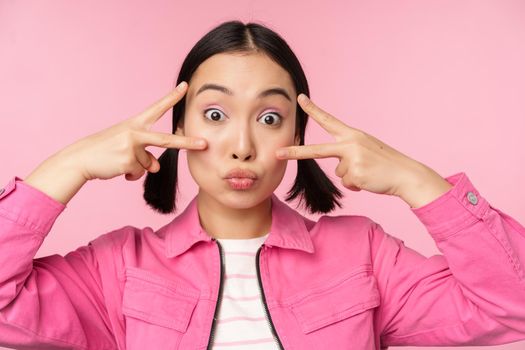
[143,20,343,214]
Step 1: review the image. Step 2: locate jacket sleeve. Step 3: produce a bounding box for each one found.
[373,172,525,347]
[0,176,118,350]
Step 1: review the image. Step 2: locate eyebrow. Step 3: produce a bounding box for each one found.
[195,83,292,102]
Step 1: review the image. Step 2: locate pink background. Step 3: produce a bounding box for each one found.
[1,1,524,349]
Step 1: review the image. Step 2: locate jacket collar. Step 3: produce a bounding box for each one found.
[162,193,315,258]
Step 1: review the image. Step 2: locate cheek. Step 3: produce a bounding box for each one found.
[183,116,218,168]
[257,133,292,172]
[183,129,217,179]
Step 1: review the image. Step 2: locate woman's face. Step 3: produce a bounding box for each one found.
[178,52,299,210]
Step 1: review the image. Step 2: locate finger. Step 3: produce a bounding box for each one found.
[125,150,156,180]
[349,185,362,192]
[297,94,352,137]
[135,149,159,173]
[342,173,362,192]
[276,143,342,160]
[138,81,188,126]
[145,150,160,173]
[334,159,348,178]
[124,162,146,181]
[135,130,207,150]
[125,170,145,181]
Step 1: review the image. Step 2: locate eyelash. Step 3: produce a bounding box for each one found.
[203,108,282,126]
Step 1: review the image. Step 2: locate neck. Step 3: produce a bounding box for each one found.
[196,191,272,239]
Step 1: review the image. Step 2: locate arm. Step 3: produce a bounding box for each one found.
[0,176,117,349]
[373,172,525,346]
[23,148,88,205]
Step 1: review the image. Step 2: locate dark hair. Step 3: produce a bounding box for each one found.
[143,20,343,214]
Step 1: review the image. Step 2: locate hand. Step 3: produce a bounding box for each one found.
[276,94,446,202]
[55,81,208,182]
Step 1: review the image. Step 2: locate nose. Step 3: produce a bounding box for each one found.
[231,122,255,161]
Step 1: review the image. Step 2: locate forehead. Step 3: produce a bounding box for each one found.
[187,52,296,101]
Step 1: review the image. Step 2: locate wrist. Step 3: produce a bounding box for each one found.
[24,152,88,205]
[396,164,453,209]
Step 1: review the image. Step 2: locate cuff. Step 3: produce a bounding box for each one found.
[410,172,490,241]
[0,176,66,236]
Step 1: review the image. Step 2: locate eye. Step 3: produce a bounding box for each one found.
[258,112,282,126]
[203,108,226,122]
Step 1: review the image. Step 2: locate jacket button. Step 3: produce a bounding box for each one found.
[467,191,478,205]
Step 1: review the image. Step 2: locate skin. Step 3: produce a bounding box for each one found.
[177,52,300,239]
[276,94,453,208]
[176,51,453,240]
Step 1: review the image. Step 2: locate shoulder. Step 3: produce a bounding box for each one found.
[89,225,141,248]
[316,213,376,228]
[306,213,402,257]
[308,213,379,238]
[87,224,162,259]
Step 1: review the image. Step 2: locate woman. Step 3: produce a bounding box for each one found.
[0,20,524,350]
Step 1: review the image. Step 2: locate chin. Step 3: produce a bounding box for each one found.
[196,183,273,210]
[219,190,271,209]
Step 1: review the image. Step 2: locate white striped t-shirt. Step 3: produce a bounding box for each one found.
[212,233,280,349]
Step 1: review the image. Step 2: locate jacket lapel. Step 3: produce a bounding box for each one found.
[162,193,315,259]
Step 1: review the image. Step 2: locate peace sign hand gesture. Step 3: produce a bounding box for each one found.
[24,82,208,205]
[276,95,453,208]
[53,81,207,182]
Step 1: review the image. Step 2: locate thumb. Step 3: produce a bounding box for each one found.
[145,150,161,173]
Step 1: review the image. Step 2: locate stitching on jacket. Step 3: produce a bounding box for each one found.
[0,206,46,237]
[303,298,380,331]
[381,320,465,342]
[124,272,200,300]
[482,211,525,284]
[4,318,95,350]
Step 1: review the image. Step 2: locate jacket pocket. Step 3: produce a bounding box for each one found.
[122,266,200,349]
[289,264,380,334]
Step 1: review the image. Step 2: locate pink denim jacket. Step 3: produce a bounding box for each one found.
[0,171,524,349]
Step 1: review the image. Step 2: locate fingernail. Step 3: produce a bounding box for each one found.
[177,81,187,91]
[298,94,309,103]
[195,139,206,147]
